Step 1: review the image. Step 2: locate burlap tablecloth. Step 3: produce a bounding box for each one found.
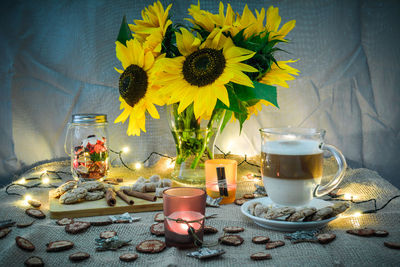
[1,159,399,266]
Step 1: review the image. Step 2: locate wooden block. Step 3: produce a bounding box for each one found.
[49,189,163,219]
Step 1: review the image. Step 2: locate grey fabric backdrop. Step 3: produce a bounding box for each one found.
[0,0,399,187]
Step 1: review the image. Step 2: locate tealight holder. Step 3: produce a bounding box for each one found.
[163,187,206,249]
[205,159,237,204]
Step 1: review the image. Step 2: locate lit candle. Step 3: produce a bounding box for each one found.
[166,210,203,235]
[163,188,206,249]
[205,159,237,204]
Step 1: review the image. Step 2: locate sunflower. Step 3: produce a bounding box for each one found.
[187,2,235,33]
[230,5,266,39]
[265,6,296,41]
[259,59,299,88]
[114,39,164,136]
[246,60,299,116]
[129,1,172,54]
[247,100,274,117]
[188,3,295,42]
[155,28,257,119]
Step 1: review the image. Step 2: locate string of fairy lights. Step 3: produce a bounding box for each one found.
[4,146,400,217]
[326,191,400,216]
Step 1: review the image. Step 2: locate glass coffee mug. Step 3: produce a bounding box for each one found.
[260,128,346,206]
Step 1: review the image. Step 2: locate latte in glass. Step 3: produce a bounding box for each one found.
[261,139,323,206]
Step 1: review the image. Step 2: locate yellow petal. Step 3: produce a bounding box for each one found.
[114,106,132,124]
[230,69,254,87]
[146,102,160,119]
[229,62,258,72]
[143,51,155,71]
[224,46,255,63]
[278,20,296,38]
[114,67,124,74]
[177,88,195,113]
[266,6,281,32]
[115,41,133,69]
[127,112,139,136]
[214,84,229,107]
[179,28,201,56]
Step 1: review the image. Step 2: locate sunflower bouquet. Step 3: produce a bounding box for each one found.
[114,1,299,183]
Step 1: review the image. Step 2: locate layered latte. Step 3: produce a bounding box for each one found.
[261,139,323,206]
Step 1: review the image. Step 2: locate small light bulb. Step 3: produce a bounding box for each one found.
[246,173,254,180]
[344,193,352,200]
[353,212,362,217]
[18,178,26,184]
[135,162,142,170]
[226,140,234,151]
[42,177,50,184]
[166,159,175,169]
[23,195,32,206]
[285,134,297,140]
[122,147,130,153]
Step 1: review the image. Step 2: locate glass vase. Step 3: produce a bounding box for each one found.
[167,104,224,187]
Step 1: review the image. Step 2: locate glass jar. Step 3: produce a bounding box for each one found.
[64,114,109,180]
[167,104,225,187]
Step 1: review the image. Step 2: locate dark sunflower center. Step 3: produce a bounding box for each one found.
[182,48,226,87]
[119,64,148,107]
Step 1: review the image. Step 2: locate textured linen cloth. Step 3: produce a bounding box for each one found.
[1,0,400,189]
[0,160,399,266]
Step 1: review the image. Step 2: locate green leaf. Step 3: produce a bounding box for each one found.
[231,28,245,43]
[234,109,248,134]
[192,25,211,40]
[162,24,181,58]
[90,152,108,162]
[233,82,279,108]
[215,84,247,114]
[220,110,232,133]
[116,16,132,45]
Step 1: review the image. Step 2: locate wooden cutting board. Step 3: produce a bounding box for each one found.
[49,189,163,219]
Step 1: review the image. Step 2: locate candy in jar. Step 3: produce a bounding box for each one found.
[65,114,109,180]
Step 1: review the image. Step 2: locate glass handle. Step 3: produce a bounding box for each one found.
[313,144,347,197]
[64,123,72,156]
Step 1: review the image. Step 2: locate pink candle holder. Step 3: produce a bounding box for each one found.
[163,187,206,249]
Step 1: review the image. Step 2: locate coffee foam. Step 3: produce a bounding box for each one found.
[262,139,322,155]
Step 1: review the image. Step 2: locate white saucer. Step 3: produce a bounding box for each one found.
[241,197,337,232]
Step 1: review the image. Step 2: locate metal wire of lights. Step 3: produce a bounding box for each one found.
[326,190,400,215]
[4,145,259,197]
[5,146,398,216]
[215,145,260,168]
[5,170,64,196]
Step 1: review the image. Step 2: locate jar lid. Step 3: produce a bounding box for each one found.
[72,114,107,124]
